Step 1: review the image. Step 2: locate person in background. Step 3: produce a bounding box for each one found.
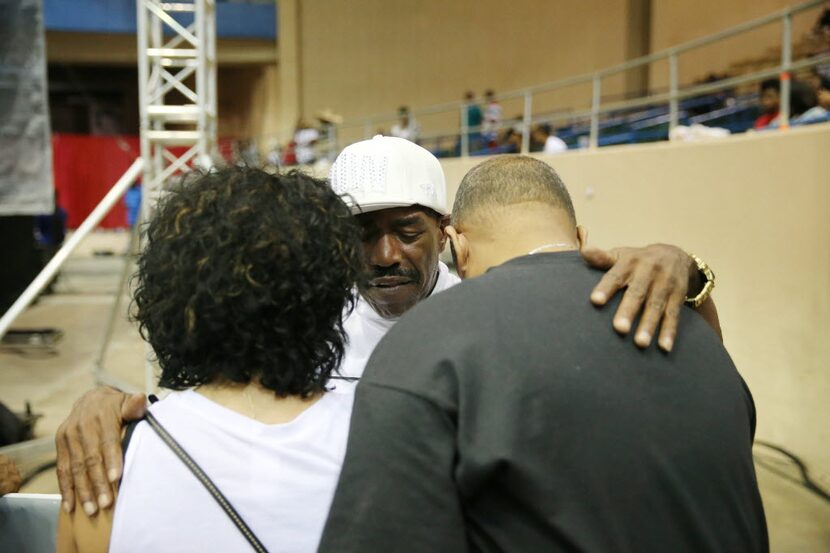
[35,191,67,256]
[806,67,830,110]
[531,123,568,154]
[813,3,830,39]
[768,80,829,127]
[293,119,320,165]
[123,183,141,228]
[790,79,829,124]
[390,106,420,142]
[318,156,765,553]
[0,454,21,496]
[818,85,830,111]
[462,91,483,151]
[34,190,68,293]
[56,168,364,552]
[314,109,344,163]
[754,79,780,129]
[497,127,522,154]
[482,89,503,144]
[265,145,282,169]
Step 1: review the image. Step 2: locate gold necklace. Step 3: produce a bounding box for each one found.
[527,242,576,255]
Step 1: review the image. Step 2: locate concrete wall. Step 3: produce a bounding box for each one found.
[440,123,830,478]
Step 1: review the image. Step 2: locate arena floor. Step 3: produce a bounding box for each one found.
[2,230,829,550]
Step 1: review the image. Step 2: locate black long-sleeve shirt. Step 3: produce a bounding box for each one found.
[319,251,767,553]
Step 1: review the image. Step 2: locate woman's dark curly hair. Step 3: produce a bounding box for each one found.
[133,167,365,397]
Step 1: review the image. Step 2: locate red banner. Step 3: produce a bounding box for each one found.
[52,134,140,229]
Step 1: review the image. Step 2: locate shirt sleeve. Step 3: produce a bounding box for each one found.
[318,382,468,553]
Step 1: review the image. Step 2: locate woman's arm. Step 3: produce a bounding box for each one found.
[57,493,117,553]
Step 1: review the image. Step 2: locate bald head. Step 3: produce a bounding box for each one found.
[451,155,576,228]
[447,156,582,279]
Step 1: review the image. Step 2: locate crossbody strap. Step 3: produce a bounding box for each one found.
[144,411,271,553]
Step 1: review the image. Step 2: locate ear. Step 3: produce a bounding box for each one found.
[437,214,451,250]
[576,225,589,251]
[445,225,469,279]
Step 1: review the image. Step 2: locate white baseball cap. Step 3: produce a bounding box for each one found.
[330,135,447,215]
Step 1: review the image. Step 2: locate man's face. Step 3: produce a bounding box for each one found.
[357,206,446,319]
[761,88,780,113]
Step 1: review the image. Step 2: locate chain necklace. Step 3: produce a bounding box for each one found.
[527,243,576,255]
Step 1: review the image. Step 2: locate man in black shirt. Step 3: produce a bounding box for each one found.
[319,156,767,553]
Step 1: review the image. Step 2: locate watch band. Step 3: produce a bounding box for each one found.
[685,253,715,308]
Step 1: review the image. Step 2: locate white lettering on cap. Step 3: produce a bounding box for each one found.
[420,181,435,202]
[332,152,388,196]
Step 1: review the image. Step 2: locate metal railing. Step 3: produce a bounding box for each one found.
[334,0,828,156]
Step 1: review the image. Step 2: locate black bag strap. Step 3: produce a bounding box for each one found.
[121,419,140,459]
[121,395,157,461]
[143,410,270,553]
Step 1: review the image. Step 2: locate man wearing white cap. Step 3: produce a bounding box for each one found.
[327,135,463,388]
[326,135,719,388]
[54,136,719,514]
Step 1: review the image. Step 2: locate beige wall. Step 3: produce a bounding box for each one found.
[440,123,830,478]
[294,1,825,134]
[218,64,280,144]
[297,0,632,135]
[45,31,282,147]
[46,32,277,65]
[650,0,821,89]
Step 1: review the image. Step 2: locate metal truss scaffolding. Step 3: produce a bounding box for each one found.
[137,0,217,213]
[95,0,218,393]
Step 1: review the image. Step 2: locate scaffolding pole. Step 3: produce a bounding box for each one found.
[94,0,218,394]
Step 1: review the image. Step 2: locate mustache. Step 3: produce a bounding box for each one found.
[369,266,420,283]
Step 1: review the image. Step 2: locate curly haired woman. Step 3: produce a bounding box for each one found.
[58,167,364,553]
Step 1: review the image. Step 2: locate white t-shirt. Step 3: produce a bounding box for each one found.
[110,390,354,553]
[294,127,319,165]
[483,101,503,137]
[543,135,568,154]
[390,120,421,142]
[110,262,459,552]
[329,261,460,394]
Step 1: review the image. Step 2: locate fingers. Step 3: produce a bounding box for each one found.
[631,274,676,348]
[590,255,630,308]
[581,246,618,273]
[122,393,148,421]
[79,417,115,512]
[55,424,75,512]
[610,272,650,336]
[65,422,97,516]
[55,386,135,515]
[100,393,145,485]
[592,243,694,350]
[657,291,685,352]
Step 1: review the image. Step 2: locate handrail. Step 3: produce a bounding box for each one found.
[385,50,830,147]
[335,0,826,155]
[0,158,144,340]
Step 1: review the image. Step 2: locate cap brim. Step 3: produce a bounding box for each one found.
[348,201,447,216]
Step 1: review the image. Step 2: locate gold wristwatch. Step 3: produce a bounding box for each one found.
[685,253,715,308]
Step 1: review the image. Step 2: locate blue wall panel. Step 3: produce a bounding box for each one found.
[43,0,277,39]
